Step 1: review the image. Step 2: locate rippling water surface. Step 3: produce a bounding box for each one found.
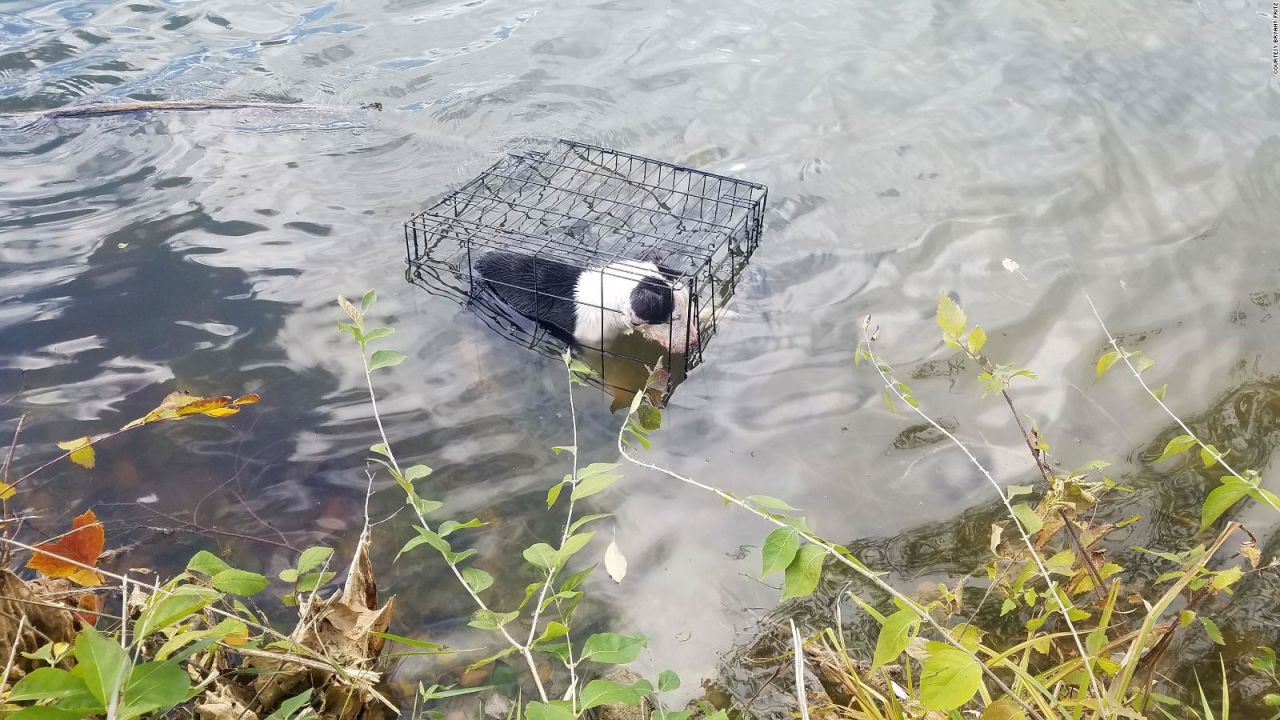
[4,0,1280,714]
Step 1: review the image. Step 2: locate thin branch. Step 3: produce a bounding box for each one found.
[230,489,297,551]
[1085,294,1280,516]
[133,504,297,552]
[859,334,1108,717]
[0,615,26,693]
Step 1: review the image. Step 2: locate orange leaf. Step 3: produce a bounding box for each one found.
[232,393,262,406]
[76,593,100,627]
[176,396,233,417]
[27,509,105,587]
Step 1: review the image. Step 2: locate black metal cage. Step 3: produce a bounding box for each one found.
[404,139,768,397]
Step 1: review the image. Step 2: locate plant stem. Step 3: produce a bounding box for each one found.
[525,365,582,709]
[615,413,1044,720]
[1085,295,1280,516]
[357,348,550,703]
[858,334,1108,718]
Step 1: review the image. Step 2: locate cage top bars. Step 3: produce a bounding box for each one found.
[406,139,766,282]
[404,138,768,390]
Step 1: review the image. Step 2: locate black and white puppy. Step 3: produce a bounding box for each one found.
[474,251,697,353]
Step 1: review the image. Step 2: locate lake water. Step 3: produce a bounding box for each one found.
[3,0,1280,714]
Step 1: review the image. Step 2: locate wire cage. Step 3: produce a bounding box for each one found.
[404,139,768,399]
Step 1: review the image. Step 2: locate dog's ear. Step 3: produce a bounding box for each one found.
[629,276,675,325]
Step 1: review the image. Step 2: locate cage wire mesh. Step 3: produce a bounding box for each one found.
[405,139,768,398]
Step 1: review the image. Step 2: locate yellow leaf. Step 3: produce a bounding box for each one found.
[123,390,258,429]
[233,393,262,405]
[202,407,240,418]
[0,482,14,500]
[937,294,967,339]
[176,396,233,416]
[56,437,96,470]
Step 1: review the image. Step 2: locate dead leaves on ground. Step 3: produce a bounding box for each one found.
[27,509,104,587]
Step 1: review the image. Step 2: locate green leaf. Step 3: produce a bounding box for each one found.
[186,550,231,577]
[10,709,93,720]
[547,480,566,508]
[534,621,570,646]
[919,644,982,711]
[71,625,130,705]
[658,669,681,693]
[525,701,577,720]
[403,464,432,482]
[582,632,647,664]
[580,680,642,709]
[883,387,897,414]
[523,543,557,571]
[279,568,299,583]
[1201,479,1250,530]
[1155,434,1197,463]
[264,689,314,720]
[652,711,695,720]
[967,326,987,355]
[760,526,800,578]
[369,350,407,370]
[466,646,517,672]
[572,463,622,500]
[746,495,800,513]
[361,327,394,345]
[1011,503,1043,534]
[1135,356,1156,374]
[1251,647,1276,674]
[781,544,825,601]
[1153,384,1168,400]
[557,532,595,568]
[360,290,377,313]
[1006,484,1035,499]
[1095,351,1120,378]
[462,567,494,594]
[296,546,333,575]
[937,294,967,339]
[1266,694,1280,707]
[8,668,93,702]
[872,609,919,671]
[568,513,613,534]
[119,661,191,720]
[467,609,518,631]
[296,571,336,592]
[370,443,390,457]
[371,632,446,653]
[211,569,269,596]
[398,526,451,562]
[1200,617,1225,645]
[439,518,485,537]
[134,585,222,640]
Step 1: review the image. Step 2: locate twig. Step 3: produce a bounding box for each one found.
[995,389,1107,600]
[790,619,810,720]
[1085,295,1280,516]
[133,504,297,552]
[858,331,1107,717]
[2,415,24,483]
[615,408,1044,720]
[0,615,27,692]
[230,489,297,551]
[4,99,383,121]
